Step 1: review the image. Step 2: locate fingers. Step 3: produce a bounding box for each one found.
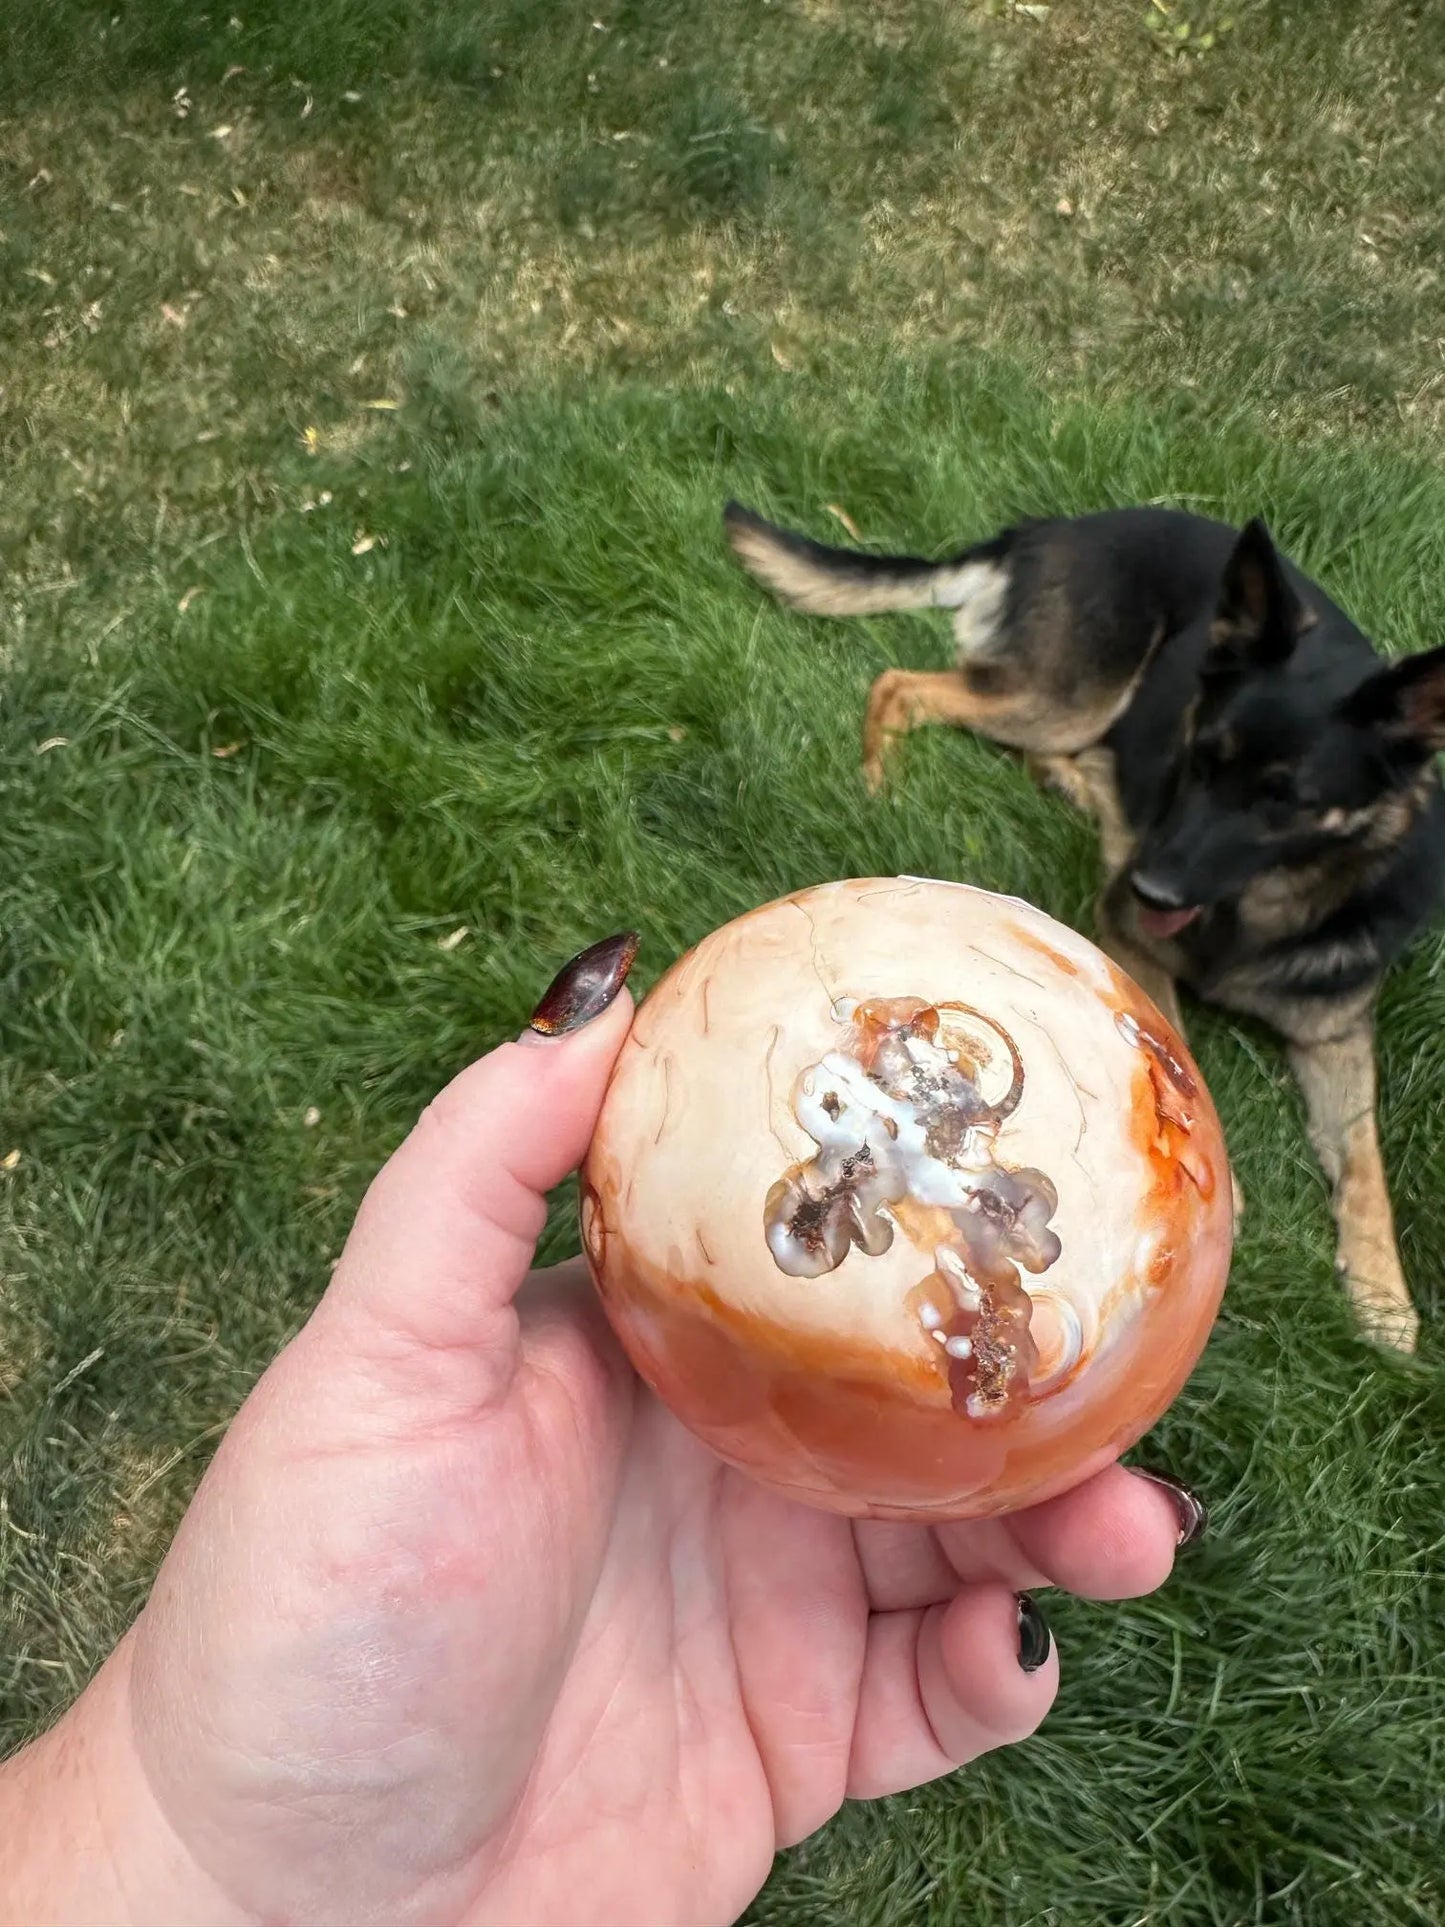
[318,942,636,1394]
[846,1586,1057,1800]
[845,1464,1196,1798]
[998,1464,1192,1600]
[856,1463,1194,1611]
[854,1516,1024,1613]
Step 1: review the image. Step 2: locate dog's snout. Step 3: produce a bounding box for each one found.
[1130,872,1192,912]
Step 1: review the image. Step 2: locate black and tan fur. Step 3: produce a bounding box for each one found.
[725,500,1445,1353]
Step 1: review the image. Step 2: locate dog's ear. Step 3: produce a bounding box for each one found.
[1341,643,1445,755]
[1211,519,1311,667]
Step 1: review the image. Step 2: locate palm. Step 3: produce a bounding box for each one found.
[129,1264,829,1925]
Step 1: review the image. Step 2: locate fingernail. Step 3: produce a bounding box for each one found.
[528,932,640,1037]
[1132,1466,1208,1547]
[1016,1594,1051,1674]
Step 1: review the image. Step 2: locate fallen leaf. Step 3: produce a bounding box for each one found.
[667,724,687,742]
[36,736,70,753]
[437,927,470,952]
[1056,196,1074,215]
[826,503,863,539]
[1,1149,20,1172]
[303,1106,321,1129]
[210,124,234,140]
[351,532,378,555]
[211,742,244,759]
[178,585,203,612]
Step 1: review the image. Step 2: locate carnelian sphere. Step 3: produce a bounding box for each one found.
[581,877,1232,1521]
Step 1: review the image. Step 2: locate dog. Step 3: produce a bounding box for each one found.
[724,499,1445,1353]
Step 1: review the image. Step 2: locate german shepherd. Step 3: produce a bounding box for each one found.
[724,500,1445,1353]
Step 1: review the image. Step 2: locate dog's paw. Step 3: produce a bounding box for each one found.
[1356,1299,1421,1357]
[1026,754,1085,806]
[1337,1257,1421,1356]
[862,756,888,798]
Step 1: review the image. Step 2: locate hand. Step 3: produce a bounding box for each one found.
[0,936,1204,1927]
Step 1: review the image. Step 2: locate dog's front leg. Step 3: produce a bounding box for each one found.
[1287,1024,1419,1355]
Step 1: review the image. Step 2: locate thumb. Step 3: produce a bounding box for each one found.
[319,934,638,1386]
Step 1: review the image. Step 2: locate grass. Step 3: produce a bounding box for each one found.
[3,2,1445,1921]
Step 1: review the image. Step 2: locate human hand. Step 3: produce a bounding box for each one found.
[0,935,1205,1927]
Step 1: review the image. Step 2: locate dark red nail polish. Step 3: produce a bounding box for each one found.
[528,932,639,1037]
[1017,1593,1051,1674]
[1132,1466,1208,1546]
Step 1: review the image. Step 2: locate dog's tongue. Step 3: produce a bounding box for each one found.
[1137,904,1202,940]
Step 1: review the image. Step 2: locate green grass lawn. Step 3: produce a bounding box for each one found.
[4,2,1445,1920]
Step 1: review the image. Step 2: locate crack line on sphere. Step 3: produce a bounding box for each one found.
[762,1023,792,1157]
[971,945,1043,996]
[788,895,838,1007]
[1035,1024,1088,1157]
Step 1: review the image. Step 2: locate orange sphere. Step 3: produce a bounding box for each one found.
[582,878,1232,1521]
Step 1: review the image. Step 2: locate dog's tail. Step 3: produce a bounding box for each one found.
[723,501,1002,618]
